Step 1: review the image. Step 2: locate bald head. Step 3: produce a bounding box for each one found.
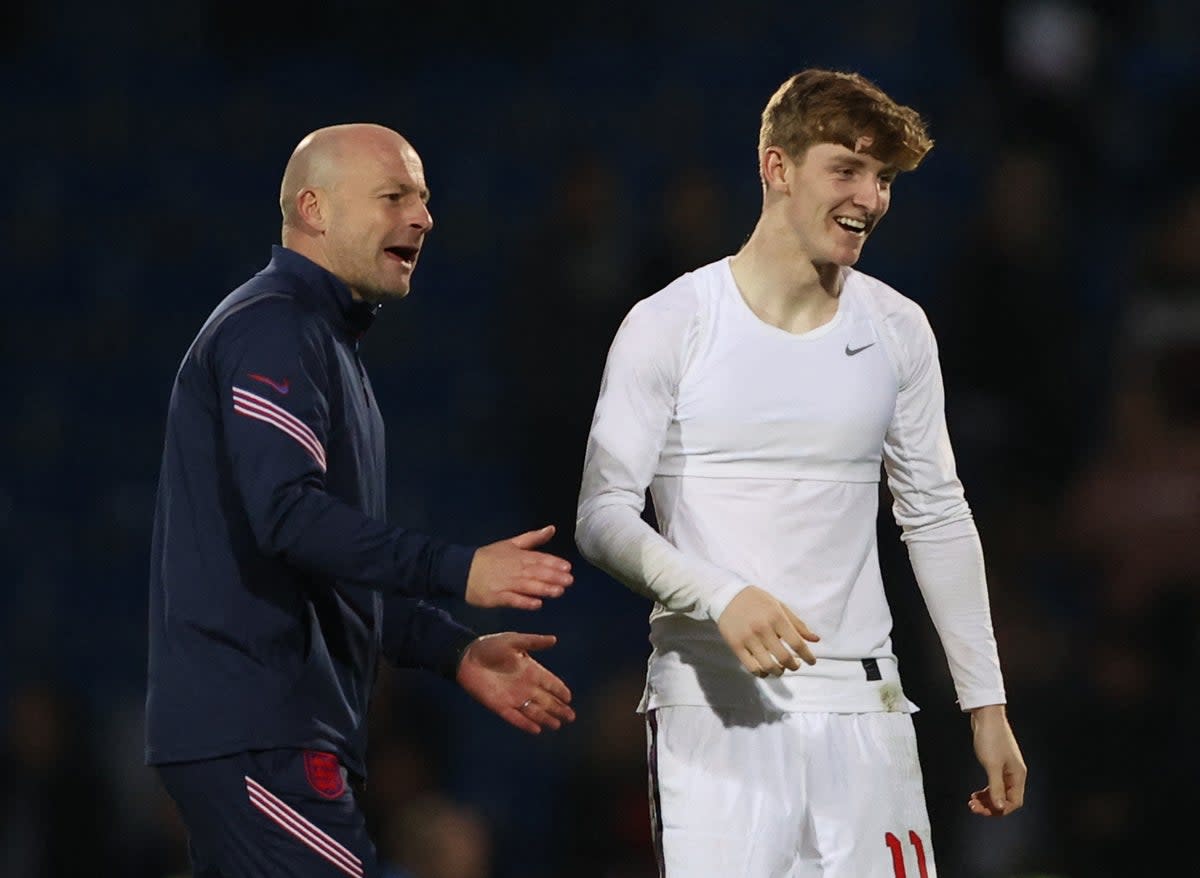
[280,124,414,230]
[278,123,434,302]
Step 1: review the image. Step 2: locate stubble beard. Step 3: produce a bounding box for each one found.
[335,249,411,304]
[355,278,410,304]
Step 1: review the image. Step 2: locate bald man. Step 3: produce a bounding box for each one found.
[146,124,575,878]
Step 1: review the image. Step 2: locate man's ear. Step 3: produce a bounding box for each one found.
[761,146,791,195]
[295,187,327,232]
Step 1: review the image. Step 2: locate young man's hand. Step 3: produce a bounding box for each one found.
[717,586,820,677]
[967,704,1027,816]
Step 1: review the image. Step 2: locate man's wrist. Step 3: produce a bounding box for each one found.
[968,703,1007,728]
[447,631,480,680]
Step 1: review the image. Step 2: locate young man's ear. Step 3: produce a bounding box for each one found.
[761,146,792,195]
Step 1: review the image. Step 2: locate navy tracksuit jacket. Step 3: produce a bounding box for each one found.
[146,245,477,779]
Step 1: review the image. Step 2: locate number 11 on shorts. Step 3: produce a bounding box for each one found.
[885,830,930,878]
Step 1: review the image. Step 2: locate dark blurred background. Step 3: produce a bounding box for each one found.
[3,1,1198,876]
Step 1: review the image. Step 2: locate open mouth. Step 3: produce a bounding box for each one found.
[384,245,419,267]
[834,216,869,236]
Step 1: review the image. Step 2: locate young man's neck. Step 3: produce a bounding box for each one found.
[728,219,842,335]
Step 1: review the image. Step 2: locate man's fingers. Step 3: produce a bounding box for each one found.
[520,579,567,598]
[987,771,1008,813]
[532,669,572,704]
[530,695,576,725]
[508,525,556,550]
[736,633,805,676]
[518,579,568,600]
[546,699,576,724]
[494,580,569,609]
[775,648,801,672]
[781,631,817,665]
[736,649,766,677]
[501,707,542,735]
[746,644,785,678]
[524,561,574,586]
[516,696,575,731]
[524,703,561,730]
[512,633,557,653]
[770,625,807,670]
[524,551,573,573]
[1005,772,1026,811]
[500,594,543,611]
[784,606,821,642]
[968,787,1003,816]
[779,611,819,665]
[1003,760,1027,810]
[764,633,801,672]
[967,779,1020,817]
[764,653,788,677]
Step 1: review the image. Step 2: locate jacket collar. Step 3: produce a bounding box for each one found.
[263,245,380,341]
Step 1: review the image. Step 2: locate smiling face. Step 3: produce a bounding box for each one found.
[778,137,896,268]
[752,69,931,270]
[281,125,433,303]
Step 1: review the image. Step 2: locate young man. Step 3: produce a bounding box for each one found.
[576,69,1026,877]
[147,124,575,878]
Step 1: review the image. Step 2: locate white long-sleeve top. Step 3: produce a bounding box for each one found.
[576,257,1006,715]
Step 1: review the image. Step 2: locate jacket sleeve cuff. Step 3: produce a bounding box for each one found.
[434,544,477,598]
[439,627,481,680]
[381,598,478,678]
[415,616,478,681]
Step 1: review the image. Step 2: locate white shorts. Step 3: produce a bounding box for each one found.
[646,706,936,878]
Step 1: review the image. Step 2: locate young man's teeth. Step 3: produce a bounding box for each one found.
[836,217,867,232]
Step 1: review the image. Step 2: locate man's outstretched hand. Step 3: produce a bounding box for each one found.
[456,632,575,735]
[466,525,573,610]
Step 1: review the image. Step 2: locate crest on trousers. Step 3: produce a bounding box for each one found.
[304,750,345,799]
